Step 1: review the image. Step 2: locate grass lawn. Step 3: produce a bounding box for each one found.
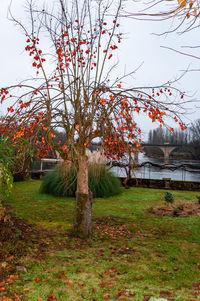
[1,179,200,301]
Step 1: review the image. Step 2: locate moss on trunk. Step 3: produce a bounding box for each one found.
[73,155,92,238]
[73,191,92,238]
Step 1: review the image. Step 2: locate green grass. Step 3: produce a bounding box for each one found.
[1,179,200,301]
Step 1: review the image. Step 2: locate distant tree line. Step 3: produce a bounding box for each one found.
[148,127,190,145]
[146,119,200,160]
[189,119,200,160]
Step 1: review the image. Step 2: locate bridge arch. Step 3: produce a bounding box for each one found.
[157,146,180,160]
[141,144,183,161]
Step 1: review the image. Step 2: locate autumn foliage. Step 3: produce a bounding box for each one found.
[0,116,55,180]
[0,1,187,162]
[0,0,187,237]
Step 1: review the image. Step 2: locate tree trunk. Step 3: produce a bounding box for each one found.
[73,155,92,238]
[123,172,130,189]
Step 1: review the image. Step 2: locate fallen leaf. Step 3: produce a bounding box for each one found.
[35,277,41,283]
[7,255,14,262]
[67,280,73,285]
[108,284,114,288]
[58,274,66,279]
[13,296,21,301]
[128,292,136,297]
[47,294,58,301]
[78,283,86,288]
[99,282,106,288]
[9,275,19,281]
[102,293,110,299]
[4,215,8,222]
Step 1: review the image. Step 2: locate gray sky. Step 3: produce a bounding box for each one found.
[0,0,199,139]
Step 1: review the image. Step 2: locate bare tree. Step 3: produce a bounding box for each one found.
[0,0,187,237]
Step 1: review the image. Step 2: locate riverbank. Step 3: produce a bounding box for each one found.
[143,152,200,162]
[113,153,200,182]
[119,177,200,191]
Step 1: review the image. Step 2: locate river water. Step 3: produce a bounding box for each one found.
[111,153,200,182]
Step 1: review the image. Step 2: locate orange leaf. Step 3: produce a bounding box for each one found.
[35,277,41,283]
[47,294,58,301]
[7,255,14,262]
[108,284,114,288]
[180,0,187,7]
[102,293,110,299]
[67,280,73,285]
[4,216,8,222]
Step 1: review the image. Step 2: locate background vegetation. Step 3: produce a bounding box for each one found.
[146,119,200,159]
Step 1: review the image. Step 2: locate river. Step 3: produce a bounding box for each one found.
[111,153,200,182]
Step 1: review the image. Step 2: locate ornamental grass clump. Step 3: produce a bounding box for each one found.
[88,164,121,197]
[40,163,121,198]
[164,192,174,203]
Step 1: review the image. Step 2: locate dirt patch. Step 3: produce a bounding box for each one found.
[149,202,200,217]
[94,216,132,239]
[0,203,41,299]
[159,290,175,301]
[0,203,73,299]
[192,282,200,299]
[0,203,68,282]
[0,203,41,262]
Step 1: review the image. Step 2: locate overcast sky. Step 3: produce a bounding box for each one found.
[0,0,199,139]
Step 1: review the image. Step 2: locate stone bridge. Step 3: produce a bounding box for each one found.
[132,143,182,162]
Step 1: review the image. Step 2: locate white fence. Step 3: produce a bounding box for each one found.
[39,158,63,172]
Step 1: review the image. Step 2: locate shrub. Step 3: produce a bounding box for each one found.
[0,165,13,198]
[0,136,13,197]
[40,163,122,198]
[164,192,174,203]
